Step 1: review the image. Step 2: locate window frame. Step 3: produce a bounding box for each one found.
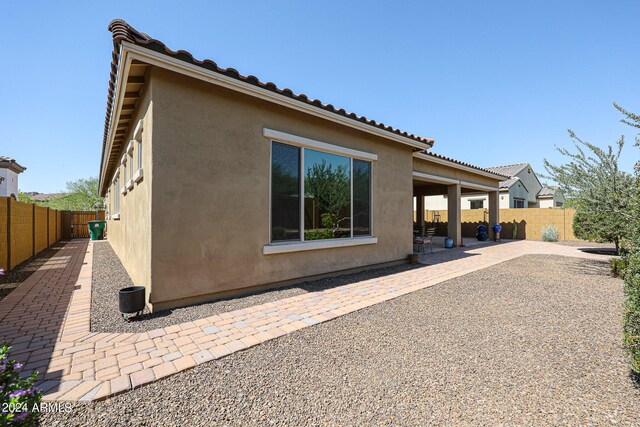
[112,170,121,219]
[469,199,484,210]
[264,129,377,254]
[513,198,525,209]
[133,119,144,183]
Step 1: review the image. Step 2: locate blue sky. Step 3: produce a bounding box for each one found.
[1,1,638,193]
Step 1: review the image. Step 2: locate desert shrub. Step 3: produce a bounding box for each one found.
[610,258,628,278]
[304,229,334,240]
[0,343,42,425]
[541,225,559,242]
[623,251,640,373]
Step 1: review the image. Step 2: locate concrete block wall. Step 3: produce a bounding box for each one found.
[0,197,65,271]
[9,199,34,269]
[48,208,56,245]
[34,205,48,254]
[421,208,578,241]
[0,198,7,271]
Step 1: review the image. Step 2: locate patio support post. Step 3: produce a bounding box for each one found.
[447,183,461,246]
[415,195,425,231]
[489,190,500,240]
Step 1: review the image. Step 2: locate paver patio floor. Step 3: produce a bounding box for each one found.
[0,238,610,402]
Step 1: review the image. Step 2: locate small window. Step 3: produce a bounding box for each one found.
[137,139,143,170]
[470,200,484,209]
[514,198,525,209]
[555,201,564,207]
[113,173,120,216]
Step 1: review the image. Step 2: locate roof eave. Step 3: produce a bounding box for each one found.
[413,152,508,180]
[0,161,26,174]
[99,38,435,195]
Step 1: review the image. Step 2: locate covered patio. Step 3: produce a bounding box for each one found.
[412,151,505,248]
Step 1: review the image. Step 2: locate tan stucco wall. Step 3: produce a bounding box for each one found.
[104,77,154,301]
[148,67,414,309]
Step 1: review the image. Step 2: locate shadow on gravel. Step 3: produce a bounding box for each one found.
[629,371,640,390]
[568,258,612,277]
[126,309,173,322]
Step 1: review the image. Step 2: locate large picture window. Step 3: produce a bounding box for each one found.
[270,141,372,243]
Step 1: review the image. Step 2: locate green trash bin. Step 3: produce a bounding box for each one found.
[88,220,106,240]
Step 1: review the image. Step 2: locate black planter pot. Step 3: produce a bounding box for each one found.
[119,286,146,320]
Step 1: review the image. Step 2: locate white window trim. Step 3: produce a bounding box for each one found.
[133,168,144,183]
[133,119,143,140]
[264,128,378,161]
[112,213,120,220]
[126,140,135,155]
[126,179,134,190]
[266,136,375,251]
[264,237,377,255]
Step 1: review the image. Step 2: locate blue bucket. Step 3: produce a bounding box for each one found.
[444,237,454,248]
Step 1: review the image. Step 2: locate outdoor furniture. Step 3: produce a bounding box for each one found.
[413,226,436,254]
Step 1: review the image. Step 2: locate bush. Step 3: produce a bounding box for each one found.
[304,229,334,240]
[610,258,628,278]
[623,252,640,374]
[541,225,559,242]
[0,343,42,425]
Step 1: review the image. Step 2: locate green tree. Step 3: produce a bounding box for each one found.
[46,177,103,211]
[614,103,640,373]
[16,191,35,203]
[543,128,634,253]
[305,159,350,236]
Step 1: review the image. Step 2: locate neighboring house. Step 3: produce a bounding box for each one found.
[424,162,562,210]
[0,156,26,199]
[25,192,69,203]
[537,186,564,208]
[99,20,505,311]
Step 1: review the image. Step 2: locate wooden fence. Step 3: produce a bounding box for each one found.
[417,207,578,241]
[0,196,104,271]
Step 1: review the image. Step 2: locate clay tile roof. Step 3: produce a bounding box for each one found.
[485,162,529,177]
[100,19,435,181]
[419,151,510,178]
[537,186,557,197]
[0,156,26,172]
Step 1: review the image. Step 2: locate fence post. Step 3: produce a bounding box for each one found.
[47,207,50,247]
[32,204,35,257]
[6,198,10,270]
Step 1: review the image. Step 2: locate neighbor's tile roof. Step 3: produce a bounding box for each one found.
[485,162,529,178]
[101,19,435,183]
[537,186,557,197]
[419,151,511,178]
[0,156,26,171]
[498,176,519,189]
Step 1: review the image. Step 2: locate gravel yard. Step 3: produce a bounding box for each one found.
[0,243,64,301]
[91,241,423,333]
[554,240,616,248]
[45,254,639,426]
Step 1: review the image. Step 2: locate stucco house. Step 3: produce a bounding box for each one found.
[536,186,564,208]
[0,156,26,199]
[99,20,506,311]
[424,162,563,210]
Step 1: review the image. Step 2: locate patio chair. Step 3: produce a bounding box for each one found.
[413,226,436,254]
